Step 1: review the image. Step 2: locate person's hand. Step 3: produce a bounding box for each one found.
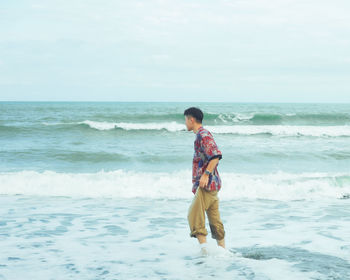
[199,173,209,188]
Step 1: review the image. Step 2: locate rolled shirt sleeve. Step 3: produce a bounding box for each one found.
[200,134,222,162]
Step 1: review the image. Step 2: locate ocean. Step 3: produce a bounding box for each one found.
[0,101,349,279]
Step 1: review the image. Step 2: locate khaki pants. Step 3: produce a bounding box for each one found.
[187,187,225,240]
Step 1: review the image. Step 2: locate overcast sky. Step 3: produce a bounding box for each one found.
[1,0,350,102]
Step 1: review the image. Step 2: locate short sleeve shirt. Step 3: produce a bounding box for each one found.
[192,126,222,194]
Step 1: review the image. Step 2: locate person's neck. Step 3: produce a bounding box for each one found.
[193,124,203,134]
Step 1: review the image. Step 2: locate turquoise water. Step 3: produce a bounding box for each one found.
[2,102,350,174]
[0,102,350,279]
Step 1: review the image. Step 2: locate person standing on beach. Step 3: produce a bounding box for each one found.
[184,107,226,252]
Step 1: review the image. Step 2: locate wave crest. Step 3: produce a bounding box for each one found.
[0,170,349,201]
[44,120,350,137]
[79,120,184,132]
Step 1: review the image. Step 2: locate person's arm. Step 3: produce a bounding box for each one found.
[199,158,219,188]
[205,157,220,174]
[199,134,222,188]
[199,158,220,188]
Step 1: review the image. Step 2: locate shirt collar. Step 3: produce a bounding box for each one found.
[196,126,204,135]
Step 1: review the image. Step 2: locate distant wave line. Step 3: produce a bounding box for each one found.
[40,120,350,137]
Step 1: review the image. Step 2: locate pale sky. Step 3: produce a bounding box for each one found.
[1,0,350,102]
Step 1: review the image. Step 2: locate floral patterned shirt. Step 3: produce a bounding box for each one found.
[192,126,222,194]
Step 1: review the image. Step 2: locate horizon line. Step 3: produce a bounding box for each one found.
[1,100,350,104]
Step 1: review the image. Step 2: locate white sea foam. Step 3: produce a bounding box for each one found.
[41,120,350,137]
[207,125,350,137]
[217,113,255,123]
[80,120,116,130]
[232,113,255,122]
[0,170,349,200]
[80,121,350,137]
[80,120,185,132]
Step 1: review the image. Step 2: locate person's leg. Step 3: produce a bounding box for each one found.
[196,234,207,244]
[206,193,226,248]
[187,187,208,242]
[217,238,225,248]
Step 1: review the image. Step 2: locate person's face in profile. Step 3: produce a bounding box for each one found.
[185,115,194,131]
[185,116,193,131]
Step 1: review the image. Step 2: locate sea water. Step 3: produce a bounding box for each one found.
[0,102,349,279]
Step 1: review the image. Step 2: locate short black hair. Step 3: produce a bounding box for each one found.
[184,107,203,123]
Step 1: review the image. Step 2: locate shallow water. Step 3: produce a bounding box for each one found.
[1,102,350,279]
[0,195,349,280]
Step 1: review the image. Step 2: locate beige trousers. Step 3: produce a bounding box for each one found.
[187,187,225,240]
